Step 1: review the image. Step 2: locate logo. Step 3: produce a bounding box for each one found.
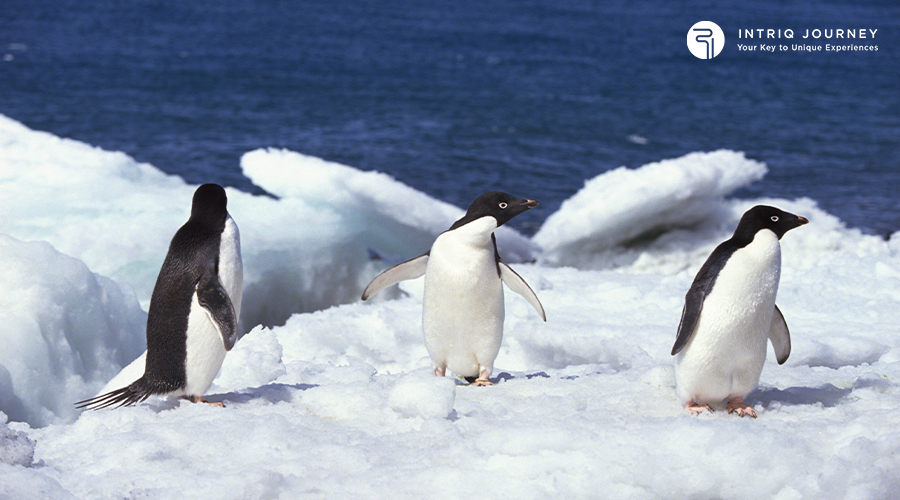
[687,21,725,59]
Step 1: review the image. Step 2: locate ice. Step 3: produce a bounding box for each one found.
[534,150,767,270]
[0,115,538,329]
[1,116,899,498]
[0,235,146,428]
[0,412,34,466]
[0,115,191,296]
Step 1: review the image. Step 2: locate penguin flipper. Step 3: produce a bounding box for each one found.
[768,304,791,364]
[498,261,546,321]
[197,276,238,351]
[673,245,734,356]
[672,288,704,356]
[361,253,429,300]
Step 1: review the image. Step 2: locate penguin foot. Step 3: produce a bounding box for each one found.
[685,401,714,415]
[470,369,494,386]
[184,395,225,407]
[434,367,446,377]
[726,398,757,418]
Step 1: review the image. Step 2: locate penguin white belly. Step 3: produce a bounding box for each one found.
[181,291,228,397]
[423,220,503,378]
[675,230,781,404]
[179,215,243,399]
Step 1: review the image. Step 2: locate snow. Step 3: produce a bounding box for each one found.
[0,413,34,467]
[0,235,146,428]
[2,115,900,499]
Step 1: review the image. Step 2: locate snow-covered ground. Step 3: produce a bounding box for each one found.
[1,114,899,499]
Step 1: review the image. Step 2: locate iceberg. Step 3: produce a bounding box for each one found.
[534,150,767,270]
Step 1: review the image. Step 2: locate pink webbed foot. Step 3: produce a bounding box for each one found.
[685,400,714,416]
[470,369,494,386]
[726,397,757,418]
[185,395,225,407]
[434,367,446,377]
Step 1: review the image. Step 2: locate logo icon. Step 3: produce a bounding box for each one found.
[687,21,725,59]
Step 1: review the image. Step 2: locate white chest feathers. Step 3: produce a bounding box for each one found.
[423,217,504,378]
[710,229,781,316]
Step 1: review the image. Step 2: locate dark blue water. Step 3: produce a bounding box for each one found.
[3,0,898,236]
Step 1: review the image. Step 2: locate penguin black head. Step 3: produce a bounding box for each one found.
[450,191,539,230]
[190,184,229,228]
[734,205,809,241]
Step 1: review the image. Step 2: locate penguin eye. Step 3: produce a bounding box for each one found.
[499,202,508,209]
[770,215,779,222]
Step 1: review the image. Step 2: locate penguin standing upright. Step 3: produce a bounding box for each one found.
[77,183,243,409]
[362,191,546,385]
[672,205,808,417]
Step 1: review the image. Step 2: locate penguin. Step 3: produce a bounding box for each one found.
[672,205,808,417]
[76,183,243,409]
[362,191,546,386]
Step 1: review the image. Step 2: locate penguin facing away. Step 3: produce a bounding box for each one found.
[76,184,243,409]
[672,205,808,418]
[362,191,546,386]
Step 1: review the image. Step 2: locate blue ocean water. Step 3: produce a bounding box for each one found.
[2,0,898,236]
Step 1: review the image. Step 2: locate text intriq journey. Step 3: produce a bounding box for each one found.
[735,28,878,53]
[738,28,877,39]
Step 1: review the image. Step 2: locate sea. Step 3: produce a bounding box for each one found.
[2,0,898,236]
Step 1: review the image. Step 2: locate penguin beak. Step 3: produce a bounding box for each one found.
[523,199,539,209]
[796,216,809,225]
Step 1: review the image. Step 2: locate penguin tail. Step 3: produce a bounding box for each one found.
[74,378,156,410]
